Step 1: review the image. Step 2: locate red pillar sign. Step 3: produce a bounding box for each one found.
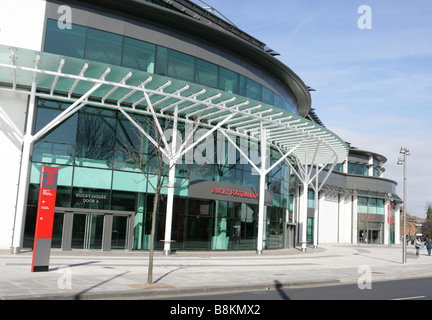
[387,204,392,224]
[31,166,59,272]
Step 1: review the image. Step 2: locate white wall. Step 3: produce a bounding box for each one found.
[318,193,339,243]
[0,0,46,50]
[0,90,28,249]
[338,195,353,243]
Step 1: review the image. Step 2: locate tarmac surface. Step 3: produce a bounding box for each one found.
[1,243,432,300]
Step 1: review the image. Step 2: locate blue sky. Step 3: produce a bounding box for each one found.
[194,0,432,218]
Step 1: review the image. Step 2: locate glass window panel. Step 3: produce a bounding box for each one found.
[77,108,117,149]
[75,146,114,168]
[239,75,247,96]
[55,186,72,207]
[168,50,195,82]
[155,46,168,76]
[73,167,112,189]
[357,196,368,213]
[111,191,136,211]
[274,94,284,110]
[85,28,123,65]
[246,79,262,101]
[368,197,377,214]
[33,141,75,165]
[44,19,86,58]
[112,170,147,193]
[262,87,274,105]
[123,37,156,73]
[376,198,384,214]
[196,59,218,88]
[35,100,78,144]
[219,67,239,94]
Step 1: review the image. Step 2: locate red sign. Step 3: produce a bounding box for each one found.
[31,166,59,272]
[387,204,392,224]
[210,187,259,200]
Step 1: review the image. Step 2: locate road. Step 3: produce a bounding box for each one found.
[165,277,432,300]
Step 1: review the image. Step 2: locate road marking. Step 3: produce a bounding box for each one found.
[391,296,426,300]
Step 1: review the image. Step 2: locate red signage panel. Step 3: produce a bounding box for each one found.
[31,166,59,272]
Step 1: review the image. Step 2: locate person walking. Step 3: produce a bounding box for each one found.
[415,236,421,256]
[426,238,432,256]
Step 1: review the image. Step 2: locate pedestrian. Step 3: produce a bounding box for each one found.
[415,236,421,255]
[426,238,432,256]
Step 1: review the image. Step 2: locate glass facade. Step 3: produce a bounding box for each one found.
[44,19,297,114]
[357,196,385,244]
[23,99,291,251]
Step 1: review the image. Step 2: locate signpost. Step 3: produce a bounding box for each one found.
[31,166,59,272]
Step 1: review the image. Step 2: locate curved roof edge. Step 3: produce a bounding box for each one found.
[349,147,388,163]
[57,0,312,117]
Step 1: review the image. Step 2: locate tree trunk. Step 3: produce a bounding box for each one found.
[147,173,162,284]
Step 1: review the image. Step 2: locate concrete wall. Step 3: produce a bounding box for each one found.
[0,90,29,249]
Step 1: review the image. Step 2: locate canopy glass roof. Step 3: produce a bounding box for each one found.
[0,45,348,165]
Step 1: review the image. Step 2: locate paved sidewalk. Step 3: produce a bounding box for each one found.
[1,244,432,300]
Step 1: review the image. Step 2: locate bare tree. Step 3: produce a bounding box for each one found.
[116,110,208,284]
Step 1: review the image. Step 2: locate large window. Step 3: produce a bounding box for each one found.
[196,59,218,88]
[44,19,86,59]
[357,196,385,215]
[85,28,123,65]
[43,19,297,114]
[168,50,195,82]
[123,37,156,73]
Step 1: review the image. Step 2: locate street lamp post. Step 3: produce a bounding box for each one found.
[398,147,410,264]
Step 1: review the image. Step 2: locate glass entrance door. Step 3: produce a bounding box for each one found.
[57,208,133,251]
[71,213,104,250]
[111,215,129,250]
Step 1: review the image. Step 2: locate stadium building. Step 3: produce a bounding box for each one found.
[0,0,401,255]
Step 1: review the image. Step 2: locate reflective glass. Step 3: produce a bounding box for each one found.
[44,19,86,58]
[123,37,156,73]
[196,59,218,88]
[262,86,274,105]
[168,50,195,82]
[75,146,114,168]
[77,108,117,149]
[73,167,112,189]
[155,46,168,76]
[85,28,123,65]
[219,67,239,94]
[111,191,136,211]
[35,100,78,144]
[111,215,129,250]
[33,141,75,165]
[246,79,262,101]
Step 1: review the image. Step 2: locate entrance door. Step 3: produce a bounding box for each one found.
[71,213,104,250]
[58,208,133,251]
[110,215,129,250]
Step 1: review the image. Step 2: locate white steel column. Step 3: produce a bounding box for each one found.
[163,107,178,256]
[257,124,267,255]
[394,203,401,245]
[300,180,308,252]
[313,165,319,249]
[12,82,36,254]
